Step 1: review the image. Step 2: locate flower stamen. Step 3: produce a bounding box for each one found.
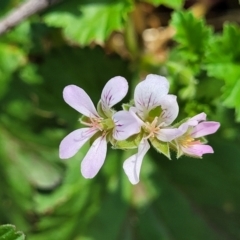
[143,117,161,139]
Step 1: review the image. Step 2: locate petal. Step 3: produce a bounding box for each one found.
[182,144,213,157]
[191,121,220,138]
[59,128,98,159]
[101,76,128,111]
[123,139,150,184]
[156,128,182,142]
[112,110,141,141]
[159,94,179,126]
[63,85,99,117]
[81,136,107,178]
[187,112,207,126]
[129,107,145,125]
[134,74,169,119]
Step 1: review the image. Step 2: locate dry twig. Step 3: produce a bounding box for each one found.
[0,0,62,36]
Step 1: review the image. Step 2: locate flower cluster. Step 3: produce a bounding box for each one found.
[59,74,220,184]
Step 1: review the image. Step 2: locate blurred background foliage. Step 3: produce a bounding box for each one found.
[1,0,240,239]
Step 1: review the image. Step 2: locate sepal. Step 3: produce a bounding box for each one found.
[199,136,208,144]
[110,131,143,150]
[147,106,162,122]
[150,137,171,160]
[79,115,90,125]
[122,100,134,111]
[172,117,190,128]
[97,100,113,118]
[100,118,115,131]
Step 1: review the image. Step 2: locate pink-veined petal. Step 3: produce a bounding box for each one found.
[156,128,181,142]
[158,94,179,126]
[112,110,141,141]
[134,74,169,119]
[81,136,107,179]
[182,144,213,157]
[101,76,128,111]
[123,139,150,184]
[191,121,220,138]
[59,128,98,159]
[63,85,99,117]
[187,112,207,126]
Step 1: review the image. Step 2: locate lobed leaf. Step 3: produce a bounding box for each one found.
[44,0,133,46]
[205,24,240,121]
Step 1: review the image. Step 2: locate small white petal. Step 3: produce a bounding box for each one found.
[59,128,98,159]
[81,136,107,179]
[63,85,99,117]
[159,94,179,126]
[156,128,181,142]
[112,111,141,141]
[134,74,169,119]
[101,76,128,111]
[123,139,150,184]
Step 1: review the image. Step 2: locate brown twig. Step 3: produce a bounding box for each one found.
[0,0,62,36]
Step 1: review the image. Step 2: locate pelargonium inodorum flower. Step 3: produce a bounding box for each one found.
[171,112,220,158]
[113,74,181,184]
[59,76,139,179]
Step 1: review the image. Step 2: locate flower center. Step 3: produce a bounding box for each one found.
[143,117,161,139]
[178,134,200,147]
[80,116,103,131]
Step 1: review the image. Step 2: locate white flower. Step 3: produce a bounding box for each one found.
[59,76,138,179]
[114,74,180,184]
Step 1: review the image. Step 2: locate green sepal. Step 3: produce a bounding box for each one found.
[176,144,183,159]
[147,106,162,122]
[150,138,171,160]
[199,136,207,144]
[100,118,115,131]
[122,103,131,111]
[168,141,182,159]
[111,131,144,150]
[97,101,108,118]
[172,117,190,128]
[122,100,134,111]
[79,115,90,125]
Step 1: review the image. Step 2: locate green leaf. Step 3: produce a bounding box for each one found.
[141,0,184,9]
[0,124,63,190]
[204,24,240,121]
[205,23,240,64]
[170,11,212,63]
[0,224,25,240]
[150,138,171,159]
[44,0,133,46]
[0,43,26,99]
